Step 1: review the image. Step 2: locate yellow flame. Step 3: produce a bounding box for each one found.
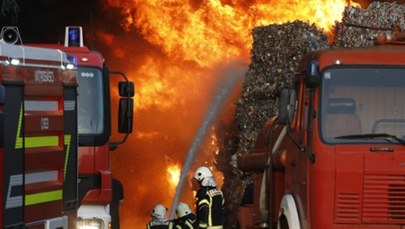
[133,56,200,110]
[167,163,181,187]
[112,0,359,67]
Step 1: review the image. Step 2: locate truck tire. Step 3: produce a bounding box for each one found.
[279,215,289,229]
[278,194,301,229]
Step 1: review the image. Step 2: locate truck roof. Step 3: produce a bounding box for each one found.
[298,44,405,72]
[26,44,104,67]
[0,41,70,68]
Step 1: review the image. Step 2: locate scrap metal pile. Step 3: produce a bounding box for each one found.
[216,1,405,227]
[334,1,405,47]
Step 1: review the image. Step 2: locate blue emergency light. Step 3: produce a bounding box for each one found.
[67,54,78,65]
[64,26,83,47]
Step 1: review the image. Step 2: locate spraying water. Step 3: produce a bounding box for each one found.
[169,63,247,219]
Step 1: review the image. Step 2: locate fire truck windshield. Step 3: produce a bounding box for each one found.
[77,67,104,134]
[320,67,405,144]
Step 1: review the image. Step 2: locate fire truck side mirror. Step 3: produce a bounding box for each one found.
[118,98,134,134]
[0,110,2,148]
[119,81,134,97]
[278,88,296,127]
[0,85,5,104]
[109,71,134,149]
[306,60,320,88]
[118,81,134,134]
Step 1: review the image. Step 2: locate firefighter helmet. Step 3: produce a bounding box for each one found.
[151,204,167,219]
[176,202,192,218]
[193,166,213,182]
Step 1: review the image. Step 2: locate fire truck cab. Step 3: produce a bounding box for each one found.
[20,26,134,229]
[0,30,78,228]
[237,32,405,228]
[60,27,134,229]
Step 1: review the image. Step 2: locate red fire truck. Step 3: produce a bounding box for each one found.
[0,28,78,228]
[59,27,133,229]
[237,30,405,228]
[24,26,134,229]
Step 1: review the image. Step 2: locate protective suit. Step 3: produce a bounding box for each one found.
[173,202,197,229]
[193,166,224,229]
[146,204,174,229]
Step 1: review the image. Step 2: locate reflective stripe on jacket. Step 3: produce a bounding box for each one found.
[147,219,174,229]
[195,187,224,229]
[174,214,197,229]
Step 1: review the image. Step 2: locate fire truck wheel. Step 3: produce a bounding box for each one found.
[278,194,301,229]
[278,215,289,229]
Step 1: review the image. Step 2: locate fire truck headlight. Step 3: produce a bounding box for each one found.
[65,55,76,70]
[77,218,103,229]
[66,63,75,70]
[10,58,20,65]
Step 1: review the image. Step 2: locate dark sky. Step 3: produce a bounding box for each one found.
[0,0,141,71]
[2,0,405,41]
[2,0,405,46]
[0,0,110,44]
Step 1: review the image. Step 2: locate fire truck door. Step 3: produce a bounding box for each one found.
[1,80,78,228]
[2,82,24,228]
[62,83,78,216]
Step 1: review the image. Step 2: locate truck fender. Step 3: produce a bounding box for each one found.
[278,194,301,229]
[259,126,287,215]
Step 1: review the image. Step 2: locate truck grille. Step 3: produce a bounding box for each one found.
[336,193,361,222]
[363,174,405,223]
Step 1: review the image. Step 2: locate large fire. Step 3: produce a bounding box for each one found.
[99,0,368,228]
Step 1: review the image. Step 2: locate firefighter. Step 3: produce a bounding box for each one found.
[192,166,224,229]
[146,204,174,229]
[173,202,197,229]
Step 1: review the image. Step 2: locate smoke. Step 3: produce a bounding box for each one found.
[169,62,247,219]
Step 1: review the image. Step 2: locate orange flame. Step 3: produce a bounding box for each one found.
[106,0,359,111]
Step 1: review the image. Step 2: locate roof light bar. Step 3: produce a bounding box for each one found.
[64,26,83,47]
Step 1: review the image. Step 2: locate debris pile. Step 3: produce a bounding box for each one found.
[333,1,405,47]
[219,20,329,227]
[216,1,405,227]
[236,21,329,156]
